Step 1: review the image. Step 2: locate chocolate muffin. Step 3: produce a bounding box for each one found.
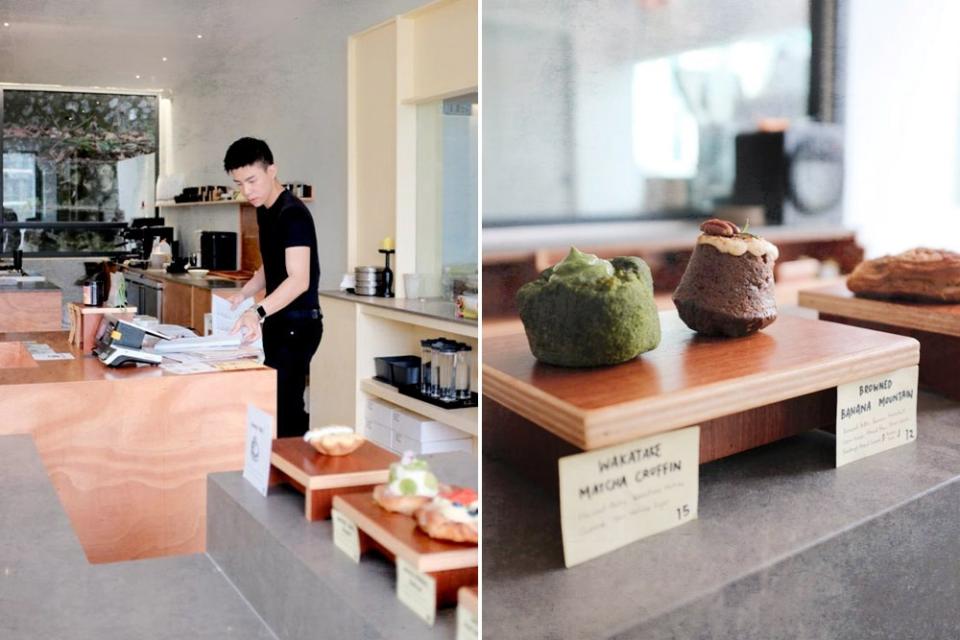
[672,219,779,337]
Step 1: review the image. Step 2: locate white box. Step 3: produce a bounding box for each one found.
[365,397,393,427]
[392,431,472,455]
[391,407,464,442]
[364,419,395,452]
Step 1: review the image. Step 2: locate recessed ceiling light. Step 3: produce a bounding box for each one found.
[162,56,168,62]
[135,74,141,79]
[2,23,9,27]
[196,34,203,39]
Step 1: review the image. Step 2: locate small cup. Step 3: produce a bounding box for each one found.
[403,273,422,299]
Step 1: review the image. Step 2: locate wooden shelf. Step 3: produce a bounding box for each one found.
[484,311,919,451]
[360,378,477,436]
[799,284,960,337]
[158,198,313,208]
[362,304,478,339]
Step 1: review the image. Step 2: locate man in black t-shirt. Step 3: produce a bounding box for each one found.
[224,137,322,438]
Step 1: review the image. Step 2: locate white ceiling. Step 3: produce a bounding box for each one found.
[0,0,349,93]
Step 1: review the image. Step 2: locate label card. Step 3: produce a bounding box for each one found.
[559,426,700,568]
[836,365,919,468]
[396,558,436,626]
[456,603,479,640]
[242,404,274,496]
[331,509,361,563]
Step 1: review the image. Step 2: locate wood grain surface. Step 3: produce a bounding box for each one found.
[819,313,960,401]
[485,393,836,495]
[0,330,277,563]
[0,288,61,332]
[0,331,212,385]
[270,438,397,489]
[799,284,960,337]
[483,312,918,450]
[333,492,478,573]
[0,341,38,369]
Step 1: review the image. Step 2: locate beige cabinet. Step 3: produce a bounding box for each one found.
[348,0,478,293]
[310,294,477,444]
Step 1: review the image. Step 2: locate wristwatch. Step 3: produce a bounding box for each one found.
[254,304,267,324]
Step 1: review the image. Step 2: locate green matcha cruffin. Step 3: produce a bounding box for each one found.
[516,247,661,367]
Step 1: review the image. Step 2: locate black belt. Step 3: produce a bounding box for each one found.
[275,307,323,321]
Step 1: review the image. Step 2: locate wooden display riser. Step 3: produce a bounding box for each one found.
[270,438,398,521]
[483,312,918,491]
[333,492,478,607]
[485,392,838,497]
[799,284,960,401]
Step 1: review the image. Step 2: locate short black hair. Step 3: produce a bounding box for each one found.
[223,137,274,172]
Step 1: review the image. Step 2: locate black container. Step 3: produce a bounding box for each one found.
[374,355,421,387]
[200,231,237,270]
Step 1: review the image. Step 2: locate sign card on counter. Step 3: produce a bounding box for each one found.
[396,558,437,626]
[836,365,919,468]
[558,426,699,568]
[242,404,274,496]
[456,603,479,640]
[331,509,361,563]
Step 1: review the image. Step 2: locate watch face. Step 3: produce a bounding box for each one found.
[788,138,844,215]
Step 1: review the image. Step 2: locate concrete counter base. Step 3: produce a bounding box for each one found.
[483,392,960,639]
[207,452,478,640]
[0,435,275,640]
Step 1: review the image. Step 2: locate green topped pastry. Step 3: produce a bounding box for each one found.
[516,247,661,367]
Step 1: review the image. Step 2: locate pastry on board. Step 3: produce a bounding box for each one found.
[672,218,779,338]
[846,248,960,303]
[302,425,365,456]
[372,452,440,516]
[516,247,661,367]
[415,486,479,544]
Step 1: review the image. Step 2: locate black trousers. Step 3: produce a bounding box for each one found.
[262,314,323,439]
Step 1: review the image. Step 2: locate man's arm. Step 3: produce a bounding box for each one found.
[231,247,311,343]
[258,247,311,315]
[229,266,266,309]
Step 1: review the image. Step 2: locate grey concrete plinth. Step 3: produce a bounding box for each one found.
[0,435,275,640]
[208,451,477,640]
[483,392,960,639]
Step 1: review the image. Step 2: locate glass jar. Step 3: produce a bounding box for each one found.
[419,339,433,396]
[454,343,472,400]
[434,342,458,403]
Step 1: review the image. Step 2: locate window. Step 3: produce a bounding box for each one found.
[1,89,158,255]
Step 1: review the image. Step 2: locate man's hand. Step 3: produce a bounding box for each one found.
[231,309,262,344]
[228,292,246,310]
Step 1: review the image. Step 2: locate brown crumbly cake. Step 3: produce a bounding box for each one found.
[672,219,779,337]
[846,248,960,303]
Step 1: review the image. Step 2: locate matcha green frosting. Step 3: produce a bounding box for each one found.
[516,248,661,367]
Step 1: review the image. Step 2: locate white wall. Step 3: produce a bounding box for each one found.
[844,0,960,257]
[117,153,155,220]
[166,0,426,288]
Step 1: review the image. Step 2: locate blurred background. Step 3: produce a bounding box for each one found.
[482,0,960,321]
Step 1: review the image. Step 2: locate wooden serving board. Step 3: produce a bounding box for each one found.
[484,311,918,467]
[799,284,960,399]
[332,493,478,606]
[270,438,398,521]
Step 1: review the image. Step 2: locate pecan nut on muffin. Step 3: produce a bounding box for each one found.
[672,219,779,338]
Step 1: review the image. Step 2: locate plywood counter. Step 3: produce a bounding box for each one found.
[0,281,62,331]
[0,330,276,564]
